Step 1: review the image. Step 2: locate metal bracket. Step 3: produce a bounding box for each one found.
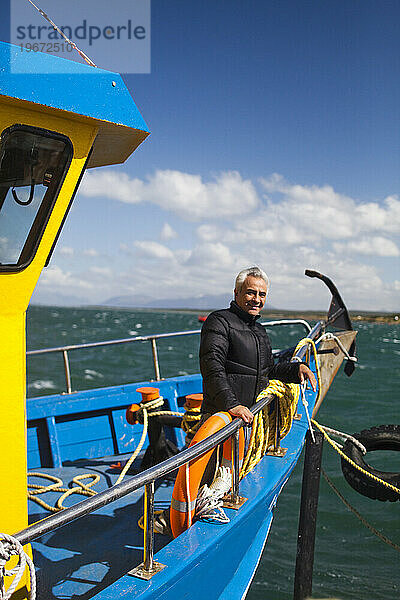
[128,561,166,580]
[317,347,339,355]
[266,446,287,457]
[222,495,247,510]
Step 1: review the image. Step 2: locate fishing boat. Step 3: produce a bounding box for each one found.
[0,40,358,600]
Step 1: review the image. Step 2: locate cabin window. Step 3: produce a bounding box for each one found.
[0,125,72,272]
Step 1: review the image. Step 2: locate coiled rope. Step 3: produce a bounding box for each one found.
[27,473,100,513]
[240,334,323,479]
[240,380,300,479]
[312,419,400,498]
[28,395,186,510]
[181,400,202,441]
[0,533,36,600]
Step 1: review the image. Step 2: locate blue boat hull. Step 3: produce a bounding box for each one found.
[27,373,313,599]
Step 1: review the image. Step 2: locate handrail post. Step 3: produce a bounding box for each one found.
[0,569,4,599]
[143,482,155,571]
[62,350,72,394]
[231,430,240,504]
[129,481,165,580]
[267,395,287,457]
[150,338,161,381]
[223,429,247,509]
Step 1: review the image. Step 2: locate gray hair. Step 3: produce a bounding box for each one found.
[234,266,270,293]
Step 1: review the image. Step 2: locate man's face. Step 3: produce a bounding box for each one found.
[234,276,268,316]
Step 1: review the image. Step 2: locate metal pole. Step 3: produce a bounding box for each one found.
[0,568,5,599]
[223,429,247,510]
[143,482,155,572]
[62,350,72,394]
[150,338,161,381]
[129,482,165,579]
[267,396,287,456]
[274,396,280,451]
[231,430,240,505]
[293,428,324,600]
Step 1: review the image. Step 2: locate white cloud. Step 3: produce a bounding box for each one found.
[59,246,74,256]
[160,223,178,240]
[334,236,400,257]
[196,224,221,242]
[259,174,400,241]
[90,266,112,276]
[356,195,400,234]
[134,241,175,260]
[148,170,259,221]
[80,169,259,221]
[39,265,93,290]
[80,170,144,203]
[84,248,99,257]
[187,242,234,269]
[36,170,400,311]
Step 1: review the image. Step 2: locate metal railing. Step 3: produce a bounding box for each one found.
[16,320,323,580]
[14,391,279,578]
[26,319,312,395]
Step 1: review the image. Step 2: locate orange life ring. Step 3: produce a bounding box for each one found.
[170,412,245,538]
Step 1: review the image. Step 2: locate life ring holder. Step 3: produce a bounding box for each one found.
[170,412,245,538]
[341,424,400,502]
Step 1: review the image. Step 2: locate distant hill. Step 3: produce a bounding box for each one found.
[102,294,154,307]
[103,293,232,310]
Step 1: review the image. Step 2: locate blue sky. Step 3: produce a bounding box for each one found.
[2,1,399,310]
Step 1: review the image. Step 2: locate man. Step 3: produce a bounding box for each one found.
[200,266,316,424]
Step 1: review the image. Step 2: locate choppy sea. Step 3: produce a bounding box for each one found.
[26,306,400,600]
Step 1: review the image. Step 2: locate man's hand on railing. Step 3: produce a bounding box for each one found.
[228,405,254,424]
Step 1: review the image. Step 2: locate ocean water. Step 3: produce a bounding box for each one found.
[26,306,400,600]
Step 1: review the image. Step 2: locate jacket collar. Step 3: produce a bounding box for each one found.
[229,300,260,325]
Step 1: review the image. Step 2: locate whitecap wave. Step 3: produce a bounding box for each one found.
[84,369,104,378]
[29,380,56,390]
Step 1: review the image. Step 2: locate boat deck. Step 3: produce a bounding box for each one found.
[24,372,318,599]
[28,452,173,600]
[27,412,311,600]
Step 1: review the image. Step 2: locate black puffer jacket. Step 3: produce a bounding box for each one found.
[199,301,301,414]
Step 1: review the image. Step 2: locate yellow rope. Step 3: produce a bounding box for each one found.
[312,419,400,497]
[292,337,322,403]
[321,468,400,553]
[27,396,195,511]
[115,408,149,484]
[28,472,100,512]
[240,334,323,479]
[181,402,202,440]
[117,397,185,484]
[240,380,300,479]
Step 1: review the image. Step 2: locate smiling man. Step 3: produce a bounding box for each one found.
[199,266,316,423]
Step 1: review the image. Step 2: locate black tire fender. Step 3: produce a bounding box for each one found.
[340,424,400,502]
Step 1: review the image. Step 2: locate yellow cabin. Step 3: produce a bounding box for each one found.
[0,40,149,596]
